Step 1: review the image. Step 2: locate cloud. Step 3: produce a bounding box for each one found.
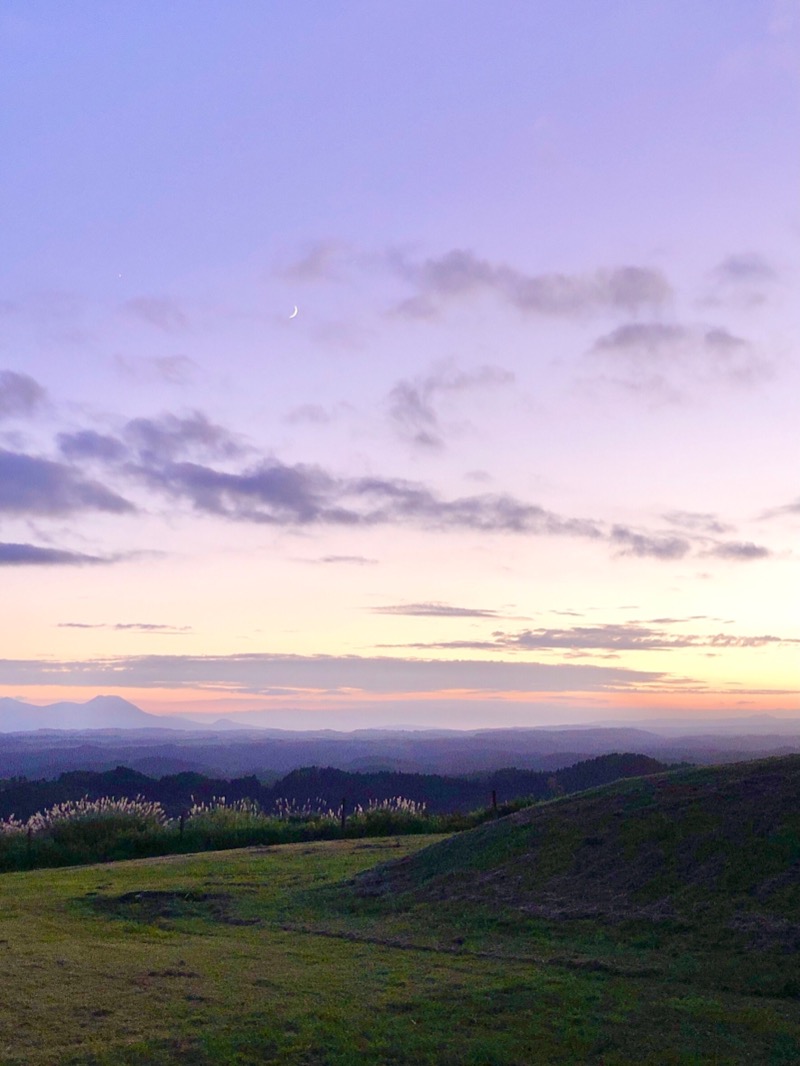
[761,497,800,520]
[123,411,244,463]
[58,411,245,469]
[357,481,606,537]
[0,542,106,566]
[281,240,351,282]
[704,329,766,385]
[58,622,190,633]
[388,379,442,448]
[0,449,134,516]
[499,624,793,652]
[316,555,378,566]
[132,453,607,537]
[393,249,672,318]
[593,323,751,360]
[123,297,188,331]
[589,321,768,394]
[0,371,46,420]
[114,354,196,384]
[407,621,798,654]
[713,253,777,284]
[391,295,438,320]
[38,404,773,566]
[372,602,501,618]
[703,541,772,561]
[504,625,671,652]
[0,651,664,694]
[114,437,763,565]
[593,322,686,355]
[388,363,514,449]
[643,522,772,563]
[285,404,332,425]
[139,458,347,524]
[153,356,195,384]
[609,526,691,560]
[58,430,129,463]
[663,511,732,535]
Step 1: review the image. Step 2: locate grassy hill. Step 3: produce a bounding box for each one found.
[354,755,800,935]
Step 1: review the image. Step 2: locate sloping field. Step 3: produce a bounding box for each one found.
[1,758,799,1064]
[356,755,800,933]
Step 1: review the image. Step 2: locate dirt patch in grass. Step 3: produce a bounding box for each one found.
[86,889,261,926]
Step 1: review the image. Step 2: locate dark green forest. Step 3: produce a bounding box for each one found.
[0,751,675,820]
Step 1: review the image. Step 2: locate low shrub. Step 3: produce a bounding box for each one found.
[0,791,492,871]
[345,797,431,837]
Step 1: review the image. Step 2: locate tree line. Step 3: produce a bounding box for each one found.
[0,752,675,821]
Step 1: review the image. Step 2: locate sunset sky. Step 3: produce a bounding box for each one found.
[1,1,798,729]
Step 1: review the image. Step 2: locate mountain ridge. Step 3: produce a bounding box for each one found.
[0,695,227,733]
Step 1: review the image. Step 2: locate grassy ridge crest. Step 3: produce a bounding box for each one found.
[355,755,800,932]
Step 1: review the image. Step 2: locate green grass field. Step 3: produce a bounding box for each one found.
[2,828,799,1065]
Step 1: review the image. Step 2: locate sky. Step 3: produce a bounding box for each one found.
[0,1,798,729]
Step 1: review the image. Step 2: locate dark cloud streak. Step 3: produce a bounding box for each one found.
[0,449,134,516]
[132,454,608,539]
[373,602,500,618]
[703,541,771,561]
[405,622,797,654]
[58,622,190,632]
[0,543,106,566]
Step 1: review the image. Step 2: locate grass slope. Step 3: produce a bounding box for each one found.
[356,755,800,933]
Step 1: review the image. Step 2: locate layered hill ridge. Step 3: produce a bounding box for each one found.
[356,755,800,941]
[0,752,671,820]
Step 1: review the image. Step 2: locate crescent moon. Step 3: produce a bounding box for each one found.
[289,306,298,319]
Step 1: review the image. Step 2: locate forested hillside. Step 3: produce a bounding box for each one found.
[0,752,673,820]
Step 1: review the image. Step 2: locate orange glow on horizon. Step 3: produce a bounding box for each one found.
[1,683,797,722]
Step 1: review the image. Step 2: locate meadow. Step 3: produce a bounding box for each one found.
[1,757,798,1064]
[0,844,796,1063]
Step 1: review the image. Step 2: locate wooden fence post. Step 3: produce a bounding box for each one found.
[340,796,347,834]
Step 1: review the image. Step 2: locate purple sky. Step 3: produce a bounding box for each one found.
[1,1,798,728]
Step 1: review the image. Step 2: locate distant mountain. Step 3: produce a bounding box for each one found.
[0,697,798,781]
[0,695,212,733]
